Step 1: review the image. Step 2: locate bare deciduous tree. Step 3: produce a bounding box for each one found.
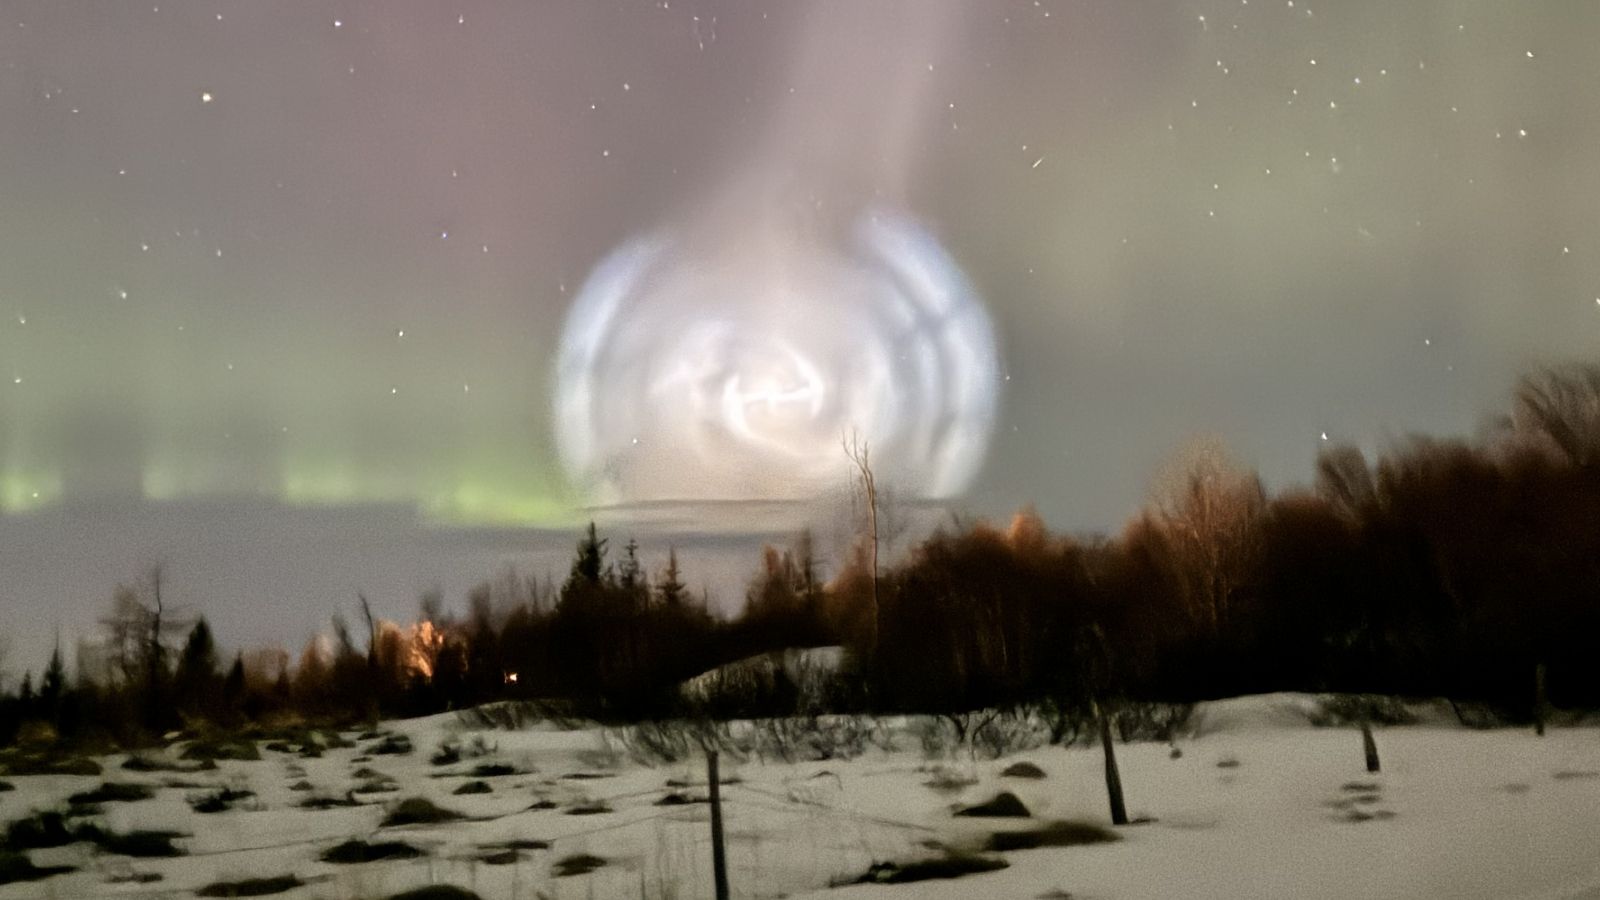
[1315,444,1377,518]
[93,562,192,731]
[1501,363,1600,466]
[843,430,880,656]
[358,592,379,671]
[1149,440,1265,637]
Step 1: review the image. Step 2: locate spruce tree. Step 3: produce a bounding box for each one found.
[566,522,609,591]
[657,548,687,607]
[223,653,247,709]
[175,619,220,716]
[40,644,65,709]
[618,538,644,593]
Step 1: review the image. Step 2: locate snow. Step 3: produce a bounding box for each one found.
[2,694,1599,898]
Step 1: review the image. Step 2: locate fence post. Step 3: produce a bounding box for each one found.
[1360,718,1380,773]
[1535,662,1548,737]
[1098,704,1128,826]
[708,750,730,900]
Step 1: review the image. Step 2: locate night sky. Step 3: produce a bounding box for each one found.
[2,1,1598,666]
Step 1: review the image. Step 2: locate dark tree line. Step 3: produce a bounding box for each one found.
[859,363,1600,717]
[5,363,1600,749]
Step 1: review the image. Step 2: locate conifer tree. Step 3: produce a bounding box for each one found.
[565,522,609,592]
[175,619,220,717]
[657,547,687,607]
[223,653,247,709]
[40,642,65,712]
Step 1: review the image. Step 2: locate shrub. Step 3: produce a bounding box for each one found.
[182,739,260,762]
[752,714,872,763]
[1115,702,1196,743]
[78,825,187,857]
[0,850,74,885]
[616,720,693,764]
[477,849,520,865]
[954,792,1031,818]
[1447,700,1516,729]
[971,710,1050,759]
[1030,698,1094,746]
[915,717,958,758]
[387,887,483,900]
[68,782,155,805]
[298,792,363,810]
[654,791,706,806]
[985,820,1120,851]
[381,797,464,827]
[123,754,215,773]
[618,718,756,766]
[0,754,102,776]
[468,762,517,777]
[922,766,979,794]
[319,731,356,749]
[195,874,302,896]
[1000,761,1047,779]
[564,800,612,815]
[365,734,414,756]
[848,852,1008,884]
[913,710,1049,760]
[456,699,581,731]
[430,734,497,766]
[1310,694,1417,727]
[3,811,75,850]
[187,785,256,813]
[321,838,425,863]
[552,853,606,877]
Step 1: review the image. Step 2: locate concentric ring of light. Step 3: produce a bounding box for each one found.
[554,211,999,506]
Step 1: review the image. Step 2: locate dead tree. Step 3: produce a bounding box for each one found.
[93,562,191,733]
[358,592,379,673]
[843,431,880,656]
[145,563,166,692]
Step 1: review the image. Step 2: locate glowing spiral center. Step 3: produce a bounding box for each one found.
[554,211,999,506]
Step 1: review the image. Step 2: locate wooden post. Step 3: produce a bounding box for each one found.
[1360,719,1380,773]
[1098,706,1128,826]
[1535,662,1548,737]
[708,751,730,900]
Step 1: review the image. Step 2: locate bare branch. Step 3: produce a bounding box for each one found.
[842,429,881,657]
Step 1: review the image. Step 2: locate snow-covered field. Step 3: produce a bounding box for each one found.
[4,694,1600,899]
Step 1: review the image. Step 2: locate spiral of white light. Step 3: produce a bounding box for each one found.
[554,211,999,506]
